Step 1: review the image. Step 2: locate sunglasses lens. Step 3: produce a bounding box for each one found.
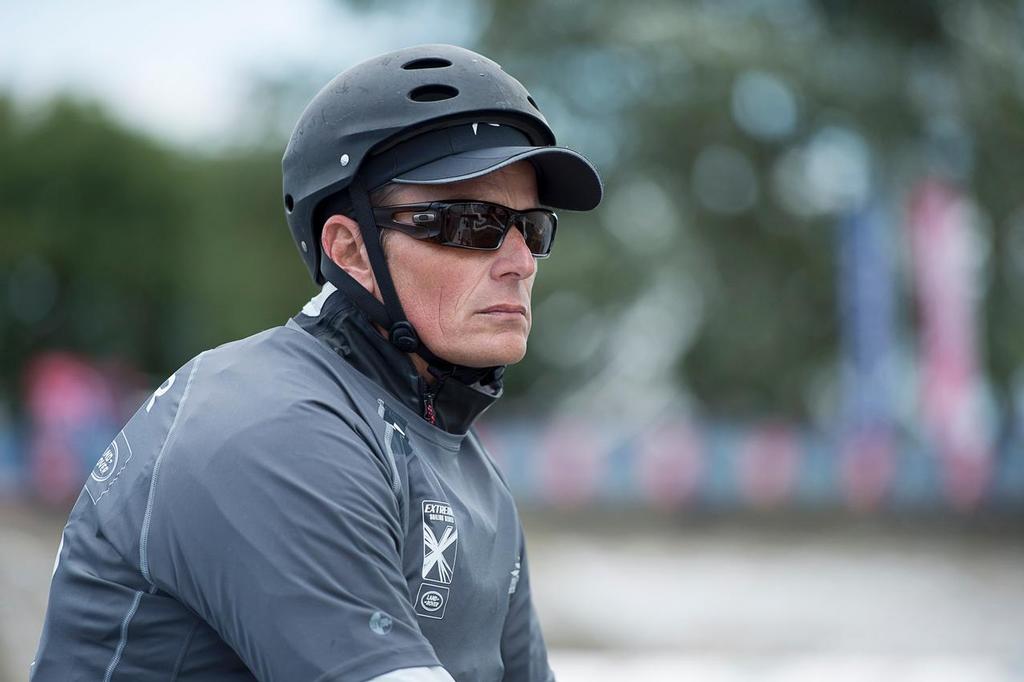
[443,203,509,250]
[515,211,556,256]
[440,203,556,256]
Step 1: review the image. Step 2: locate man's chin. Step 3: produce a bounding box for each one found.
[441,337,528,368]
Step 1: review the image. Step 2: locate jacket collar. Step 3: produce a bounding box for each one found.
[293,284,504,435]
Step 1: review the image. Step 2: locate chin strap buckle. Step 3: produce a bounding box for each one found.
[389,321,420,353]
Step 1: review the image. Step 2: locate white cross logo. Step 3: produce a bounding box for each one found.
[423,524,458,583]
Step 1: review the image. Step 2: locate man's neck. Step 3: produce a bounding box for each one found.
[371,322,435,385]
[294,287,505,433]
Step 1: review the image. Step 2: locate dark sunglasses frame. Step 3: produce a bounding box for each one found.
[371,200,558,258]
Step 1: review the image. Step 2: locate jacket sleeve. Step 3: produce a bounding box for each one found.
[142,391,440,682]
[499,530,555,682]
[365,667,456,682]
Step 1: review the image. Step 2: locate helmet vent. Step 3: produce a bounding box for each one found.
[408,84,459,102]
[402,57,452,70]
[527,95,540,111]
[284,194,294,212]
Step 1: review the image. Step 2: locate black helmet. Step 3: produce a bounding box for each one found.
[282,43,602,366]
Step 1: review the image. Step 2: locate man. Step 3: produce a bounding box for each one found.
[30,44,602,681]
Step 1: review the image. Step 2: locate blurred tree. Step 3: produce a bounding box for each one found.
[1,0,1022,428]
[0,96,190,398]
[0,96,309,409]
[467,0,1024,423]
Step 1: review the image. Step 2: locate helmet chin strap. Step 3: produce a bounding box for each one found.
[319,176,500,385]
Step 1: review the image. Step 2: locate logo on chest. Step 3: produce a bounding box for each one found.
[421,500,458,584]
[419,497,460,618]
[417,499,458,620]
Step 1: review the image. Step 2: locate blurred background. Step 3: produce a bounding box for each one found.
[2,0,1023,680]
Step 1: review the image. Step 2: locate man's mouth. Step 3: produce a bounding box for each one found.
[480,304,527,317]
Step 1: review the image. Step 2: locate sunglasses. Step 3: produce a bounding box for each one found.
[371,200,558,258]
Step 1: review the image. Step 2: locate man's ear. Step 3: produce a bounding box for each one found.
[321,214,380,299]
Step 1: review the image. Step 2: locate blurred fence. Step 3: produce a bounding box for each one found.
[480,417,1024,513]
[2,350,1021,514]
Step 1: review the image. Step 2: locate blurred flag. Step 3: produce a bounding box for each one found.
[907,178,992,509]
[738,421,800,508]
[837,199,897,510]
[540,418,606,507]
[635,418,703,509]
[24,352,120,505]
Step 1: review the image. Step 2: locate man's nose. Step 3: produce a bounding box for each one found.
[493,225,537,280]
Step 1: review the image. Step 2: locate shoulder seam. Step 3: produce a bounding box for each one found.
[138,352,206,586]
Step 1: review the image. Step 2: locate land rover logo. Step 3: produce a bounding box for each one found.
[420,590,444,612]
[413,583,450,620]
[90,441,118,483]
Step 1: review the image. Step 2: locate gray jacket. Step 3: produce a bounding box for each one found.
[30,285,552,682]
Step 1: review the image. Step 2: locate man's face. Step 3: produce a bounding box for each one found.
[383,161,540,368]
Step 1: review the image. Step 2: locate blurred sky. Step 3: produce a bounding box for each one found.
[0,0,481,146]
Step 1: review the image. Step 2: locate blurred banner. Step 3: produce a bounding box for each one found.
[837,198,897,511]
[476,414,1024,512]
[7,352,143,505]
[3,359,1022,512]
[908,178,994,510]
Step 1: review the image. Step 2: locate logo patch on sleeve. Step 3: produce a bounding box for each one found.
[421,499,458,585]
[85,430,133,504]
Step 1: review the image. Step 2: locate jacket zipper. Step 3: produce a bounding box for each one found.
[422,368,454,426]
[422,389,437,425]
